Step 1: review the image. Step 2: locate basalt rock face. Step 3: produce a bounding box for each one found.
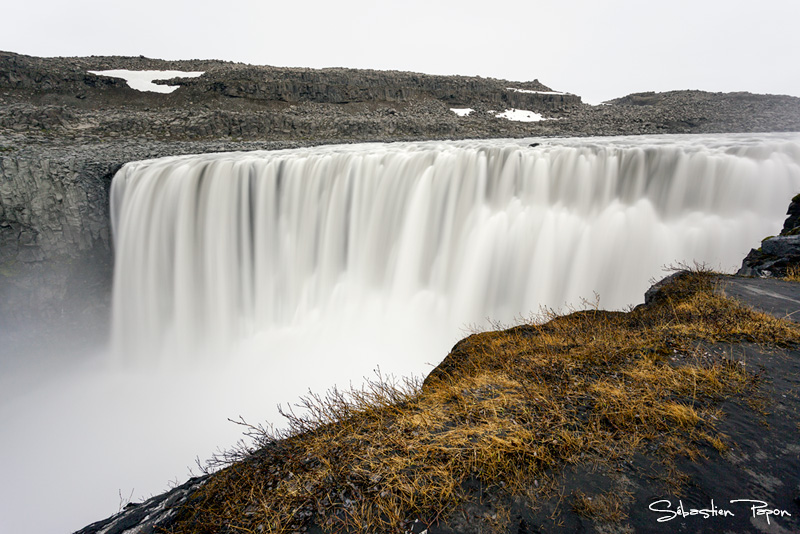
[600,90,800,134]
[0,51,580,145]
[0,138,310,328]
[1,51,579,109]
[738,195,800,277]
[0,148,112,330]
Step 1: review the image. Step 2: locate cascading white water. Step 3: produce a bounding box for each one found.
[111,134,800,361]
[6,134,800,534]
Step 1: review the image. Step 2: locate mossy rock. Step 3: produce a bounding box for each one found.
[784,227,800,236]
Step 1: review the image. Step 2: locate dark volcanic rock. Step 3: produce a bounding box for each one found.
[600,89,800,134]
[0,50,576,110]
[738,195,800,277]
[4,50,800,147]
[74,475,208,534]
[782,196,800,234]
[762,235,800,257]
[0,137,307,327]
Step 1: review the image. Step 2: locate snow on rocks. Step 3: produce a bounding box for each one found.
[506,87,571,96]
[495,108,550,122]
[87,70,205,93]
[450,108,473,117]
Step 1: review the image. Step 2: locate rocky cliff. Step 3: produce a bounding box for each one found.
[738,194,800,277]
[0,138,307,335]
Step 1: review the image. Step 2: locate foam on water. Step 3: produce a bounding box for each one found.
[111,134,800,361]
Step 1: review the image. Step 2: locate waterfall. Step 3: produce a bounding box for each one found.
[110,134,800,360]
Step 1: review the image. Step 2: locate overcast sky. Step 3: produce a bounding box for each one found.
[3,0,799,104]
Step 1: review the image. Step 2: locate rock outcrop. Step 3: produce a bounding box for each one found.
[73,475,208,534]
[0,138,307,327]
[738,194,800,277]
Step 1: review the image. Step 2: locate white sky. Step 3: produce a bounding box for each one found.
[2,1,799,103]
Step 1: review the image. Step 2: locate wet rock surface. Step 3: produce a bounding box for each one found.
[739,195,800,277]
[74,475,209,534]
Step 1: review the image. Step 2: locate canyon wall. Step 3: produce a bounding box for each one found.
[2,50,800,325]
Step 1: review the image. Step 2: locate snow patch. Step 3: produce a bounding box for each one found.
[88,70,205,94]
[450,108,473,117]
[495,108,550,122]
[507,87,570,96]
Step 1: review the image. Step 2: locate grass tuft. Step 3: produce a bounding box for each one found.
[572,490,629,523]
[784,264,800,282]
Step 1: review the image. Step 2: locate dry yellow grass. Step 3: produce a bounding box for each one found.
[572,490,629,523]
[166,270,800,534]
[784,264,800,282]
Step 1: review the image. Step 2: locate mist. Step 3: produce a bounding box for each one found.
[0,311,453,533]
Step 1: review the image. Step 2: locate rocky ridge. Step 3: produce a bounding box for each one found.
[738,194,800,277]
